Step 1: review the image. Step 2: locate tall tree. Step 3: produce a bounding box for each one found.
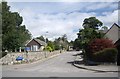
[54,38,60,50]
[83,17,103,29]
[69,40,74,46]
[2,2,31,51]
[76,17,104,51]
[101,26,108,30]
[77,28,103,50]
[36,35,45,42]
[60,34,69,50]
[53,35,69,50]
[61,34,67,42]
[73,38,82,50]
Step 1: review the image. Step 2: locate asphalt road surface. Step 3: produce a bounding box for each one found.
[2,51,118,77]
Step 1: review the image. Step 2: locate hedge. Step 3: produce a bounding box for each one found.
[92,48,118,63]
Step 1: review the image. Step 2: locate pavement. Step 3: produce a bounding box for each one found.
[73,54,119,72]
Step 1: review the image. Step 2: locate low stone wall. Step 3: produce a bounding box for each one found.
[0,50,61,65]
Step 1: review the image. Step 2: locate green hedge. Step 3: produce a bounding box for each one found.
[92,48,118,63]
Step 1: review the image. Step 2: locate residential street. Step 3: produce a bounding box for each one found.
[2,51,118,77]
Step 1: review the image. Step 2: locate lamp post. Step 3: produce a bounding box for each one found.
[45,31,48,58]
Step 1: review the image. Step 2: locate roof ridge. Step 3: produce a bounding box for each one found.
[33,38,46,45]
[113,23,120,28]
[104,23,120,35]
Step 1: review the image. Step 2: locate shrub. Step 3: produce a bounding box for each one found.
[44,45,54,52]
[93,48,118,62]
[87,38,115,54]
[44,46,53,52]
[86,38,116,62]
[47,46,53,52]
[47,42,55,51]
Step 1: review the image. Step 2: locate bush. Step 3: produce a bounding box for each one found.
[87,38,115,54]
[44,46,53,52]
[47,42,55,51]
[86,38,117,62]
[47,46,53,52]
[93,48,118,62]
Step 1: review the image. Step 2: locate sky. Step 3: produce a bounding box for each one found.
[7,1,119,41]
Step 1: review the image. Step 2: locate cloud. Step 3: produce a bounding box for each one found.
[8,2,118,41]
[98,10,118,27]
[85,2,118,11]
[6,0,119,2]
[17,8,96,41]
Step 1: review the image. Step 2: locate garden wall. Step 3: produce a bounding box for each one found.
[0,51,61,65]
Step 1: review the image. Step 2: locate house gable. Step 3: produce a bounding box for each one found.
[26,39,41,47]
[25,39,46,46]
[25,39,46,51]
[105,23,120,43]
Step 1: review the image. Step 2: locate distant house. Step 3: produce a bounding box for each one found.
[68,46,73,51]
[25,38,46,52]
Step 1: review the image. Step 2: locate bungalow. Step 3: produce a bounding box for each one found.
[25,38,47,52]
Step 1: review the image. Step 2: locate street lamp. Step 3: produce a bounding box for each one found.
[44,31,48,58]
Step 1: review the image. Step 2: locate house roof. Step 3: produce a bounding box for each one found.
[104,23,120,44]
[105,23,120,35]
[33,38,46,46]
[25,38,47,46]
[98,23,120,34]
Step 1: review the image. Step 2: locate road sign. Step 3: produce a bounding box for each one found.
[16,56,23,61]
